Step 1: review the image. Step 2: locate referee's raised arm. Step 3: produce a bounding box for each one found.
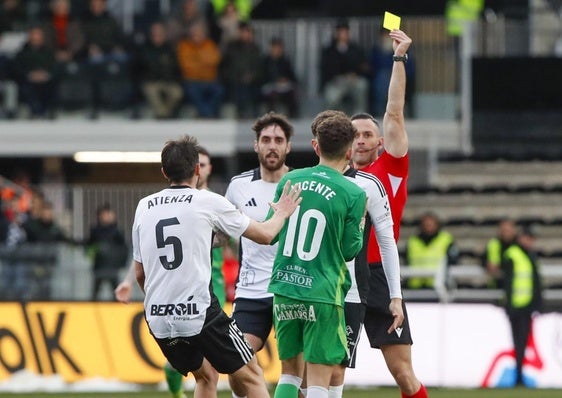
[382,29,412,159]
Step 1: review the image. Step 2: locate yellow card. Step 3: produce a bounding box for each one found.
[383,11,401,31]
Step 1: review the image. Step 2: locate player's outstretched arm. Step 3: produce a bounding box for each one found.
[243,180,302,244]
[383,29,412,158]
[115,260,136,303]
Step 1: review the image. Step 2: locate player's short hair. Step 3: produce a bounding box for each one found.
[161,135,199,183]
[252,111,294,141]
[314,112,355,160]
[350,112,381,129]
[310,110,347,137]
[197,145,210,160]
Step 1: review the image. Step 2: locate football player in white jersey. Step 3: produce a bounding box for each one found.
[116,148,224,398]
[132,135,301,398]
[225,112,293,398]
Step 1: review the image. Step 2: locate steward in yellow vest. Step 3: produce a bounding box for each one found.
[501,226,542,386]
[445,0,484,36]
[406,212,459,289]
[483,218,517,288]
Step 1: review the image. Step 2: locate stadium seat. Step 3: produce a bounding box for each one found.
[56,62,93,111]
[98,61,133,111]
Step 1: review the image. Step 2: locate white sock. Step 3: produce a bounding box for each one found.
[300,387,308,397]
[278,373,303,388]
[232,394,247,398]
[328,384,344,398]
[307,385,329,398]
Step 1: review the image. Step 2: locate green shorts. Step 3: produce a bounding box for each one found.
[273,295,348,365]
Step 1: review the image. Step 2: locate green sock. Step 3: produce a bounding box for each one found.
[163,362,183,397]
[274,383,299,398]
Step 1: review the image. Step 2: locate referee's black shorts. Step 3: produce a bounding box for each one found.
[153,296,254,375]
[364,263,413,348]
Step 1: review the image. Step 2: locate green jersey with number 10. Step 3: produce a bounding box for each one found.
[268,165,366,307]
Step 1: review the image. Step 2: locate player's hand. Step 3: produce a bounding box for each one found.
[390,30,412,57]
[270,180,302,218]
[387,298,405,334]
[115,281,133,304]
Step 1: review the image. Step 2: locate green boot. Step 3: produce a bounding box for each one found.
[164,362,184,398]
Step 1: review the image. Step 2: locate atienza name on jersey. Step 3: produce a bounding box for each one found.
[146,194,193,209]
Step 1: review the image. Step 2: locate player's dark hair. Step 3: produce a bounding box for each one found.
[197,145,210,159]
[161,135,199,183]
[310,110,347,137]
[315,113,355,160]
[351,112,381,129]
[252,111,294,141]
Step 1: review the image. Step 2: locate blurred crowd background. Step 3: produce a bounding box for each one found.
[1,0,562,307]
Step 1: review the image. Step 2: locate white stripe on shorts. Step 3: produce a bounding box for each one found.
[229,322,253,363]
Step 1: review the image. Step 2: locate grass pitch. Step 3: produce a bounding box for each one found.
[0,387,561,398]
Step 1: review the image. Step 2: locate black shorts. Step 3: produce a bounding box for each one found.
[232,296,274,343]
[342,302,366,368]
[364,264,413,348]
[153,297,254,375]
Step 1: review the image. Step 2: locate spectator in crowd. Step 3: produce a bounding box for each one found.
[210,0,253,21]
[21,199,66,299]
[176,21,223,118]
[216,0,241,49]
[0,194,28,300]
[221,21,263,119]
[0,25,18,119]
[22,199,66,243]
[42,0,84,64]
[502,225,542,387]
[370,28,415,118]
[0,0,26,32]
[166,0,207,45]
[0,197,8,244]
[320,18,369,115]
[0,170,33,216]
[483,218,518,288]
[79,0,126,61]
[138,21,183,119]
[79,0,129,118]
[88,203,129,301]
[405,212,459,289]
[13,26,57,119]
[261,37,299,117]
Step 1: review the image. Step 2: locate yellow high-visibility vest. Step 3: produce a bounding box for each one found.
[504,245,534,308]
[407,231,453,288]
[446,0,484,36]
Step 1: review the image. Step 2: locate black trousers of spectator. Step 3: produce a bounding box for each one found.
[508,311,532,385]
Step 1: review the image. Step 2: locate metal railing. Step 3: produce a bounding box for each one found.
[2,242,562,304]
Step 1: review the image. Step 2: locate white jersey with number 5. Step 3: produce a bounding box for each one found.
[132,186,250,339]
[225,169,280,300]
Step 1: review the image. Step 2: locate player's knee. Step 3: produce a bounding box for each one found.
[232,356,265,385]
[389,365,417,391]
[387,359,407,379]
[194,364,219,386]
